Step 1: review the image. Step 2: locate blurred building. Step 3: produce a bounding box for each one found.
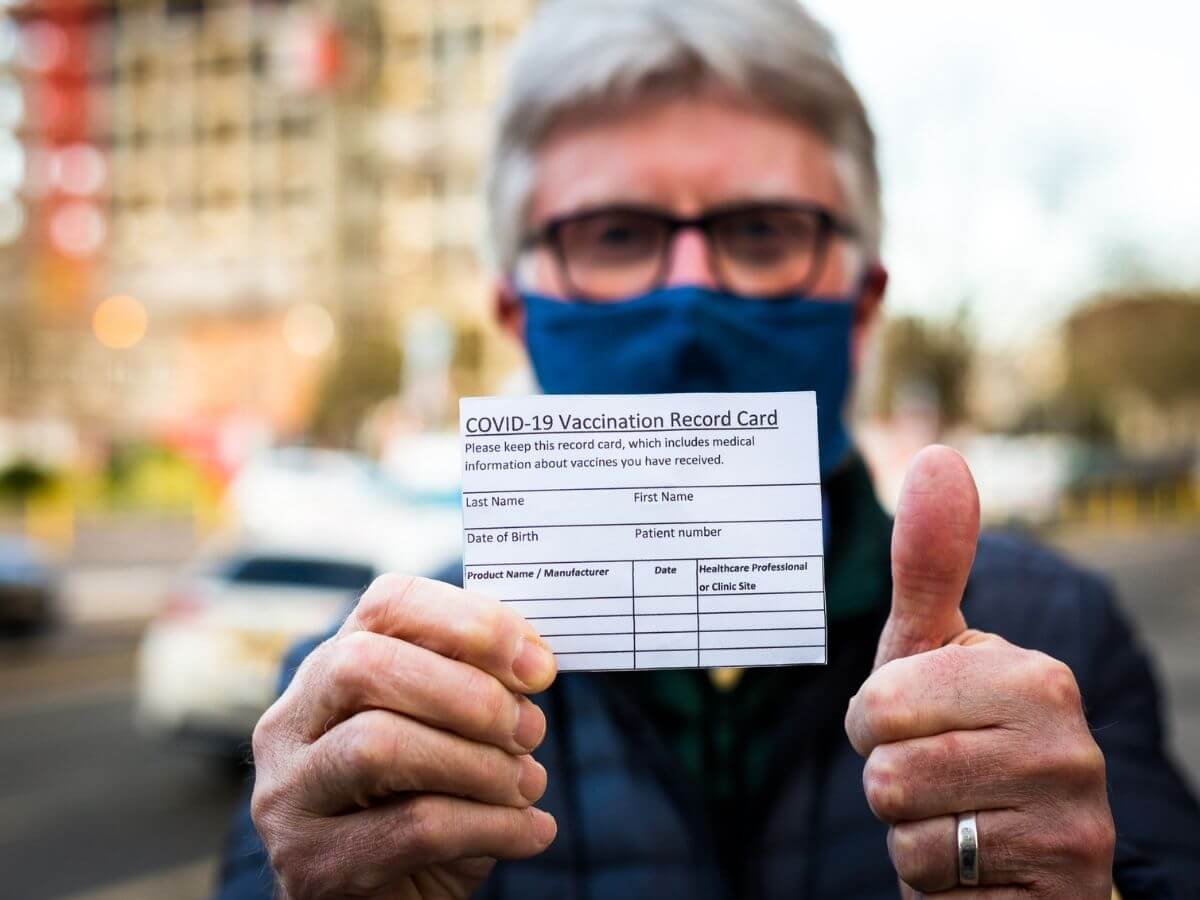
[0,0,534,449]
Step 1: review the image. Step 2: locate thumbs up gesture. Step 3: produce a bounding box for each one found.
[845,446,1115,897]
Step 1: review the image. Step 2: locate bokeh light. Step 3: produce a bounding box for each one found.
[52,144,105,196]
[92,294,148,350]
[49,200,105,257]
[282,301,336,357]
[18,20,69,73]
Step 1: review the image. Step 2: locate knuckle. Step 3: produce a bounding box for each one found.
[248,778,274,829]
[251,698,304,783]
[458,599,510,662]
[339,712,396,777]
[862,748,907,822]
[325,631,377,697]
[462,667,516,739]
[249,771,299,852]
[396,795,447,860]
[356,572,420,631]
[886,825,920,882]
[860,677,913,743]
[1034,654,1081,710]
[1071,810,1116,866]
[251,703,281,762]
[475,745,519,797]
[1054,738,1107,788]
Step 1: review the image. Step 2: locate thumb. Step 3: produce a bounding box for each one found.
[873,444,980,670]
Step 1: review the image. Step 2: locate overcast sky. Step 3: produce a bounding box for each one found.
[804,0,1200,347]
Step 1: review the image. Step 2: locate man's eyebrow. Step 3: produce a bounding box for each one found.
[538,194,669,219]
[538,195,831,222]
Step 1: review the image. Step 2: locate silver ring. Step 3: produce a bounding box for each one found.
[957,811,980,886]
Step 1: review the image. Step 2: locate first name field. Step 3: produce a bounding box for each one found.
[459,392,829,673]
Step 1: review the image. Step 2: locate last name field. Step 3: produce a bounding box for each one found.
[464,489,697,509]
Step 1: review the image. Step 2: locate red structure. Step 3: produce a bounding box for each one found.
[12,0,101,317]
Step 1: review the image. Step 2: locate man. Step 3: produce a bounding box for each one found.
[219,1,1200,897]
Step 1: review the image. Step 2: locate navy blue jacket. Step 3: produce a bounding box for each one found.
[216,535,1200,898]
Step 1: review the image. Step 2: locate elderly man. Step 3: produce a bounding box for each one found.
[218,1,1200,897]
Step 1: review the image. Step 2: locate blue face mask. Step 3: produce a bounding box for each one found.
[521,285,859,475]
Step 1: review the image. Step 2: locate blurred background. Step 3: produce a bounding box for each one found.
[0,1,1195,897]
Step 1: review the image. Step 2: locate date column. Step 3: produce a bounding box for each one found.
[633,559,699,669]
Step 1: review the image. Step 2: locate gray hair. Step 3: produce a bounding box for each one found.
[484,0,882,275]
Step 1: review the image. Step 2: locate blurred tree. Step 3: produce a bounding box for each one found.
[308,334,404,448]
[0,460,56,506]
[1050,290,1200,450]
[867,311,975,425]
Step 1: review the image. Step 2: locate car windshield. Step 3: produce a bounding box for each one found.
[222,556,375,591]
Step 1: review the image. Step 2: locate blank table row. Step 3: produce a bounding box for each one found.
[556,645,828,671]
[510,593,824,619]
[532,610,824,635]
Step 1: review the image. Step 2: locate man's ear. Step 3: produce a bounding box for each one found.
[856,261,888,324]
[851,261,888,371]
[493,279,525,344]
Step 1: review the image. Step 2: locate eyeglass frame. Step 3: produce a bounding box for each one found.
[518,200,861,302]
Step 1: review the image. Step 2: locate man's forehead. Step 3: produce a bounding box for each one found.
[528,96,848,224]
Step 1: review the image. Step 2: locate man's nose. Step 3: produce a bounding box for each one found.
[662,228,719,289]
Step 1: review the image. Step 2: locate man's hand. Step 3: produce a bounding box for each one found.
[845,446,1115,897]
[250,574,559,899]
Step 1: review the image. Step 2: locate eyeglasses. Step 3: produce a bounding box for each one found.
[521,202,859,302]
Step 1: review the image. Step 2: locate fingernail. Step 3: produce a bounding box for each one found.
[513,696,546,752]
[530,807,557,845]
[512,636,555,691]
[518,755,547,803]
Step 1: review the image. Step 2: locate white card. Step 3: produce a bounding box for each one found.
[459,392,827,671]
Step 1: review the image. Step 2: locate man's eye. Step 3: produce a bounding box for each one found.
[734,218,782,240]
[597,225,638,245]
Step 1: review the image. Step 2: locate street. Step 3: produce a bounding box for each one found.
[0,619,245,899]
[0,526,1197,899]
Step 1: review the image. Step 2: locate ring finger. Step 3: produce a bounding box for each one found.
[888,808,1038,893]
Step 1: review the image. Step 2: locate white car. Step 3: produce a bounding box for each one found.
[136,547,376,754]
